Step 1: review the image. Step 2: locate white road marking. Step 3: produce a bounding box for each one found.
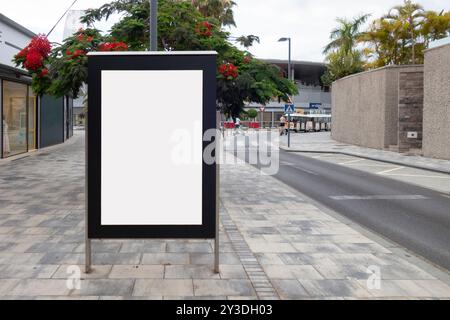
[280,161,296,166]
[339,159,366,165]
[386,173,450,179]
[345,164,394,167]
[377,166,405,175]
[330,195,428,200]
[281,161,320,176]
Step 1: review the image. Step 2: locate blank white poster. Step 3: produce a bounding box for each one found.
[101,70,203,225]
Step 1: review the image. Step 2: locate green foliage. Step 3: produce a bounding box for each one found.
[323,0,450,84]
[322,14,369,85]
[360,0,450,66]
[323,14,371,55]
[81,0,297,117]
[235,35,260,49]
[321,50,365,86]
[246,108,258,120]
[48,29,102,98]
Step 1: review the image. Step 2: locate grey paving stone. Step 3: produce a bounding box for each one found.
[27,242,78,253]
[193,280,255,297]
[272,280,310,299]
[190,253,241,265]
[52,265,112,280]
[0,264,59,279]
[38,253,84,265]
[313,264,371,280]
[166,242,212,253]
[0,253,45,265]
[164,265,220,279]
[141,253,189,265]
[119,241,166,253]
[109,265,164,279]
[75,242,122,253]
[99,296,162,300]
[0,279,21,295]
[133,279,194,297]
[299,280,373,298]
[219,265,248,279]
[69,279,134,296]
[92,253,142,265]
[7,279,71,296]
[262,265,323,280]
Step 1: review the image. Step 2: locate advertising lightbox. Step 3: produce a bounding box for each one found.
[87,51,217,239]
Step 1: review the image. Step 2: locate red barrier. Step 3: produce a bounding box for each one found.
[249,122,260,129]
[223,122,235,129]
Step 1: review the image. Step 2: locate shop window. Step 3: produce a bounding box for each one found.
[2,81,28,157]
[28,87,37,150]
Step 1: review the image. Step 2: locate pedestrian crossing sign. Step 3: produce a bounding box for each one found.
[284,104,295,114]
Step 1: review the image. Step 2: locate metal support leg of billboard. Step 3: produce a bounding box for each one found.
[214,111,221,274]
[85,112,92,274]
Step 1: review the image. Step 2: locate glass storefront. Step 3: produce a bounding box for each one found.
[28,88,37,150]
[1,80,37,158]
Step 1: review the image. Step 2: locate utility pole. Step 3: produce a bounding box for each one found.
[278,37,292,147]
[150,0,158,51]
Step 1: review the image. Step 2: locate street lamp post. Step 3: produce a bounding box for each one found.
[278,37,292,148]
[150,0,158,51]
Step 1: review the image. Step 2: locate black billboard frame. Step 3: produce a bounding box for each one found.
[86,51,219,273]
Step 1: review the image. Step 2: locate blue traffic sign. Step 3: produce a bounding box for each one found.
[284,104,295,114]
[309,102,322,109]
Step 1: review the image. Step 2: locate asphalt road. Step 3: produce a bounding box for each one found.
[268,150,450,270]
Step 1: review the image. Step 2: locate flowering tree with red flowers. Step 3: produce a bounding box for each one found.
[14,35,52,95]
[218,63,238,80]
[195,21,213,37]
[14,29,129,98]
[15,0,297,118]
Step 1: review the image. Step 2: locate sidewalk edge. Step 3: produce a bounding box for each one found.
[281,147,450,175]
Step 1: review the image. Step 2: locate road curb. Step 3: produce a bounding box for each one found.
[280,147,450,175]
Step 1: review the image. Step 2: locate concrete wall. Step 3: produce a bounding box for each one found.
[423,43,450,160]
[398,71,424,151]
[331,65,423,150]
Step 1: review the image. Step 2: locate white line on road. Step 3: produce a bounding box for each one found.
[280,161,320,176]
[386,173,450,179]
[330,195,428,200]
[377,166,405,175]
[339,159,366,165]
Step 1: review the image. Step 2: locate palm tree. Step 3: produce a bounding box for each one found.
[421,10,450,47]
[191,0,237,27]
[384,0,424,64]
[323,13,371,55]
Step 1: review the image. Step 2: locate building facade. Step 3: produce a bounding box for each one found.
[244,59,331,127]
[0,13,73,159]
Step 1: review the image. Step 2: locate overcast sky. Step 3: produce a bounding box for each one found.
[2,0,449,62]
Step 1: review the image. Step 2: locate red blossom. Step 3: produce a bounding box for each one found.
[195,21,213,37]
[71,49,86,58]
[243,56,252,64]
[39,68,49,77]
[24,50,44,71]
[76,34,85,41]
[66,50,72,56]
[218,63,238,79]
[98,41,129,52]
[17,47,29,59]
[29,35,51,57]
[86,36,94,42]
[14,35,51,72]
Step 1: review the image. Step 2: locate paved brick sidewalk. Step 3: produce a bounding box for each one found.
[0,131,450,299]
[282,132,450,174]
